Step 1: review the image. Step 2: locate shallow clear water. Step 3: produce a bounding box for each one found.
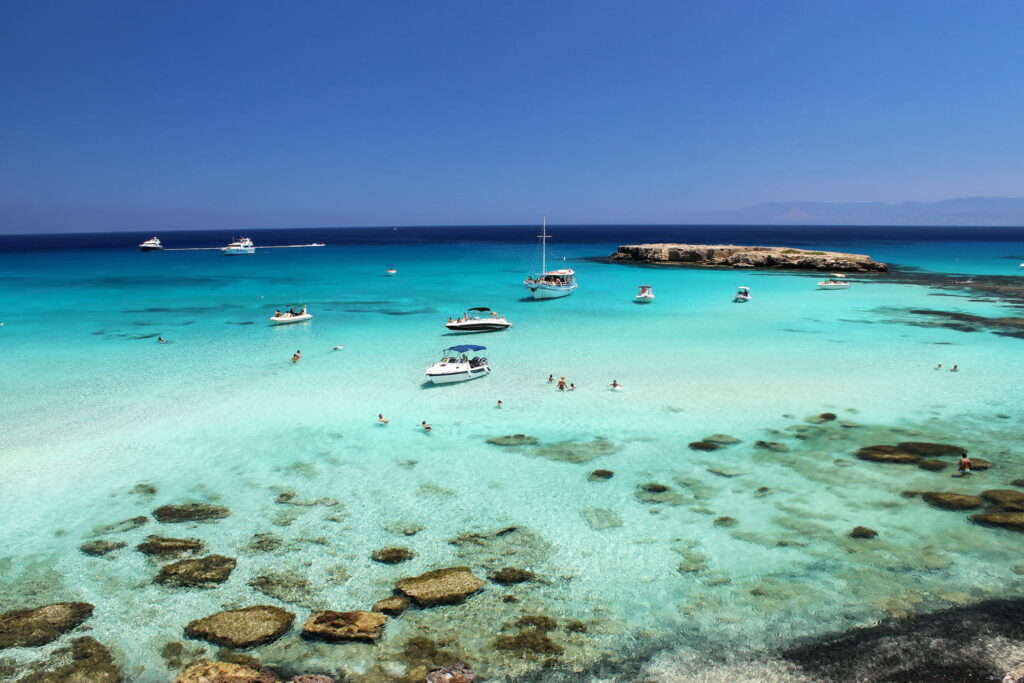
[1,226,1023,681]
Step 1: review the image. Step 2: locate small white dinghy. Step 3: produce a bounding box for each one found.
[733,286,751,302]
[425,344,491,384]
[634,285,655,302]
[270,305,313,324]
[817,279,850,290]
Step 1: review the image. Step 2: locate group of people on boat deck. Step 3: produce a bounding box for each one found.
[525,276,565,285]
[448,311,503,322]
[275,307,304,317]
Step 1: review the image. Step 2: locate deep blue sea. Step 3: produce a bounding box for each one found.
[1,224,1023,682]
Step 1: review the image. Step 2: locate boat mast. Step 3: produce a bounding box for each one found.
[541,216,547,274]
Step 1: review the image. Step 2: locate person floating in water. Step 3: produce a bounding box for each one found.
[378,413,389,425]
[496,400,503,408]
[557,376,567,391]
[157,336,168,343]
[958,454,972,475]
[935,363,942,370]
[421,420,432,432]
[569,383,576,391]
[951,364,959,372]
[609,379,622,390]
[291,349,302,363]
[547,374,554,383]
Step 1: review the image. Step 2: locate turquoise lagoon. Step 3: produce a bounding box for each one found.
[0,226,1023,681]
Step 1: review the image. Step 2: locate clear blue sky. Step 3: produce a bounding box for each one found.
[2,0,1023,232]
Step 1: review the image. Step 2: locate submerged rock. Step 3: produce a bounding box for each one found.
[153,503,230,523]
[970,511,1024,532]
[426,662,476,683]
[713,516,738,527]
[703,434,741,445]
[244,532,284,553]
[248,572,321,609]
[755,440,789,453]
[897,442,967,457]
[849,526,878,539]
[80,540,126,557]
[0,602,94,649]
[20,636,120,682]
[587,469,614,480]
[921,492,983,511]
[493,629,563,655]
[174,660,278,683]
[980,490,1024,507]
[855,445,921,464]
[806,413,838,424]
[137,535,205,557]
[184,605,294,648]
[155,555,236,587]
[302,610,387,642]
[488,567,535,584]
[688,441,722,451]
[371,547,415,564]
[531,436,618,463]
[290,676,335,683]
[970,458,993,471]
[92,516,148,536]
[580,507,623,530]
[396,567,485,606]
[1012,479,1024,488]
[918,459,949,471]
[486,434,539,447]
[372,596,410,616]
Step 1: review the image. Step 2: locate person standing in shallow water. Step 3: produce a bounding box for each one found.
[291,349,301,363]
[496,400,503,408]
[557,376,567,391]
[958,454,972,475]
[547,374,554,383]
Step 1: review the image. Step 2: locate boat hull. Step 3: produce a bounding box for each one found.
[445,322,511,333]
[525,283,577,299]
[270,314,313,324]
[733,296,751,302]
[634,295,654,303]
[139,246,163,252]
[425,365,491,384]
[817,284,850,290]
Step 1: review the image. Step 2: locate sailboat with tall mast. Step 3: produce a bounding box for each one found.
[523,217,577,299]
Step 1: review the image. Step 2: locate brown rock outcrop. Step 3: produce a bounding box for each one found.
[174,660,278,683]
[611,244,887,272]
[184,605,294,648]
[301,610,387,642]
[153,503,230,523]
[921,492,983,511]
[155,555,236,587]
[0,602,94,649]
[395,567,485,606]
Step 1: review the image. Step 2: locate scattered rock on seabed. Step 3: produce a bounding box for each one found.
[395,567,485,606]
[80,540,126,556]
[0,602,94,648]
[153,503,230,523]
[17,636,120,681]
[184,605,294,648]
[155,555,236,587]
[921,492,984,511]
[136,535,205,557]
[302,610,387,642]
[426,662,476,683]
[175,660,278,683]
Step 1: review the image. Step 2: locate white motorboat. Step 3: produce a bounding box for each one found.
[222,237,255,255]
[139,237,163,251]
[425,344,491,384]
[445,307,512,333]
[385,265,397,276]
[734,286,751,302]
[634,285,655,302]
[270,305,313,324]
[524,217,577,299]
[817,279,851,290]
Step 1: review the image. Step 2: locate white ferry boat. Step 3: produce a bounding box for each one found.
[445,308,512,333]
[139,237,163,251]
[524,218,577,299]
[425,345,490,384]
[222,237,255,255]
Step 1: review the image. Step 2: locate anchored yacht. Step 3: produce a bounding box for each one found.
[445,307,512,333]
[634,285,655,303]
[817,279,850,290]
[222,237,255,255]
[139,237,163,251]
[425,345,491,384]
[523,218,577,299]
[270,305,312,324]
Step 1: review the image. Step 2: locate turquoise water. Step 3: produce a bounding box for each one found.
[1,226,1023,681]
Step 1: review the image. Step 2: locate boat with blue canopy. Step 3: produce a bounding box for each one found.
[425,344,491,384]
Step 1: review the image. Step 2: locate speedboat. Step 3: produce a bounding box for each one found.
[445,307,512,333]
[270,305,313,324]
[524,217,577,299]
[634,285,655,302]
[385,265,397,276]
[222,237,255,255]
[817,279,851,290]
[734,286,751,302]
[425,344,491,384]
[139,237,163,251]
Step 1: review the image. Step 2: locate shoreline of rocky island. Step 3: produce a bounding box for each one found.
[610,243,888,272]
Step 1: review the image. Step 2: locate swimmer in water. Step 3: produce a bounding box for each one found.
[547,374,554,384]
[497,400,503,408]
[378,413,389,424]
[291,349,302,363]
[951,364,959,372]
[557,376,567,391]
[609,379,622,390]
[569,383,576,391]
[421,420,432,432]
[157,336,168,343]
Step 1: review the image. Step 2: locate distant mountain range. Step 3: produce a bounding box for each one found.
[681,197,1024,226]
